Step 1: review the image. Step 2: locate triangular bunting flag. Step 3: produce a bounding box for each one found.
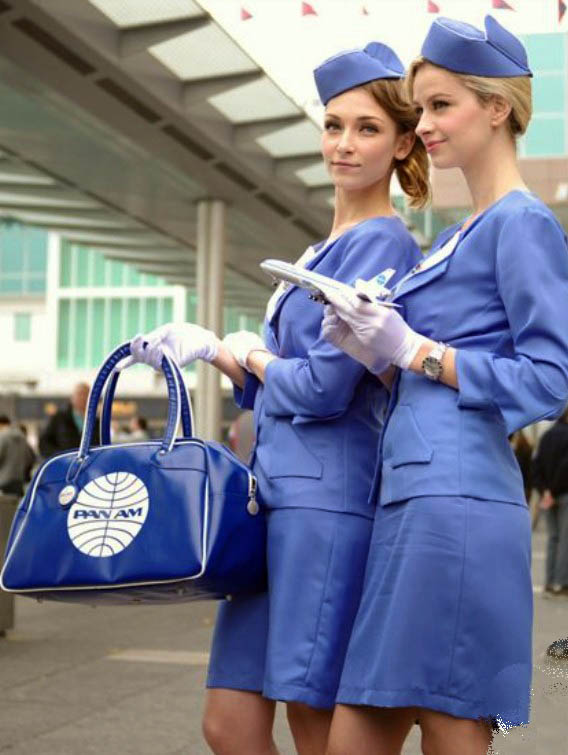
[492,0,514,9]
[427,1,440,12]
[240,7,252,21]
[560,1,567,23]
[302,2,318,16]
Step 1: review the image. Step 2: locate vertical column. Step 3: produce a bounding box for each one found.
[195,199,226,440]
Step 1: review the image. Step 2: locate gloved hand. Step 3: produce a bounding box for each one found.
[321,287,426,372]
[223,331,268,369]
[321,307,391,375]
[120,323,219,371]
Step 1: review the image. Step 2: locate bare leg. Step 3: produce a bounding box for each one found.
[418,708,493,755]
[287,702,333,755]
[202,689,279,755]
[326,704,416,755]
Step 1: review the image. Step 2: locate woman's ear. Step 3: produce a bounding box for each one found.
[489,94,512,128]
[394,130,415,161]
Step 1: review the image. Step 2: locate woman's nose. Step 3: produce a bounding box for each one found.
[415,112,432,137]
[337,129,354,152]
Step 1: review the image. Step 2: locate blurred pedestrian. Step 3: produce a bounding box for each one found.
[510,430,533,502]
[128,416,150,441]
[532,407,568,596]
[0,415,36,497]
[39,382,99,459]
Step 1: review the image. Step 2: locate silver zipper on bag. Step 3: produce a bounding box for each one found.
[247,474,259,515]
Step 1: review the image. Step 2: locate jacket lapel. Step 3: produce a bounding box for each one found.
[393,230,461,301]
[267,240,334,326]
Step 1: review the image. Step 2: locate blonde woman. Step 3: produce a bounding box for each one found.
[322,16,568,755]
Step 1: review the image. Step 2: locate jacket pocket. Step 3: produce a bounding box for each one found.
[258,419,323,479]
[382,405,433,468]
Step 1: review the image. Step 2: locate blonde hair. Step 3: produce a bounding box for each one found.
[406,57,532,139]
[362,79,431,209]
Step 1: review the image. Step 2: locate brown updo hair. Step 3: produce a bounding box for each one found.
[361,79,431,209]
[406,57,532,141]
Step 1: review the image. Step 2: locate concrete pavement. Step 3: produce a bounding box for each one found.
[0,527,566,754]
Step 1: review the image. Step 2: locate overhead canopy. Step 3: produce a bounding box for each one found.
[0,0,336,315]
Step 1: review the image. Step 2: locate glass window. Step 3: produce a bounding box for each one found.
[533,74,565,114]
[59,243,72,287]
[524,117,565,156]
[74,300,88,367]
[145,298,158,331]
[14,312,31,341]
[57,299,71,368]
[126,299,140,339]
[109,260,124,287]
[92,251,106,287]
[0,277,22,294]
[76,247,90,287]
[91,299,106,365]
[110,299,124,348]
[524,33,565,72]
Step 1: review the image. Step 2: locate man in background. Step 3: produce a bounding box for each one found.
[39,382,99,459]
[0,415,36,497]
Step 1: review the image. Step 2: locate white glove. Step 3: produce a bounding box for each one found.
[321,307,391,375]
[223,331,268,368]
[321,287,426,372]
[120,323,219,371]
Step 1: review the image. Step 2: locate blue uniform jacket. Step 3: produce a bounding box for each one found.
[374,191,568,507]
[235,217,420,518]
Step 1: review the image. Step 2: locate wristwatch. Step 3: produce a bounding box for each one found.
[422,342,447,381]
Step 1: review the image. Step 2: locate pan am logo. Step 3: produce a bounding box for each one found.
[67,472,149,558]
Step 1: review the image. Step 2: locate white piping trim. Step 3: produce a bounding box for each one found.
[0,441,252,594]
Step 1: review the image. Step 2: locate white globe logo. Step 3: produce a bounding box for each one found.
[67,472,149,558]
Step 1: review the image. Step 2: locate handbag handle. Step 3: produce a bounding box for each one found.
[78,342,182,460]
[99,359,194,445]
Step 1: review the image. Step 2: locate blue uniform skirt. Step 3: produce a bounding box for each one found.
[337,496,533,727]
[206,507,373,709]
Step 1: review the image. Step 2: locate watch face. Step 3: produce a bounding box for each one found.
[423,356,443,379]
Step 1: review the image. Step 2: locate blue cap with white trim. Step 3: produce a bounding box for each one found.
[421,15,532,77]
[314,42,405,105]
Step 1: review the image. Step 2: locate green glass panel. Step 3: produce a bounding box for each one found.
[523,33,564,72]
[109,260,124,287]
[91,299,106,367]
[0,243,22,273]
[110,299,123,348]
[224,307,239,335]
[145,298,158,331]
[27,231,47,273]
[92,251,106,286]
[125,264,141,286]
[533,74,565,114]
[14,312,31,341]
[57,299,70,368]
[59,242,72,287]
[126,299,141,338]
[524,117,565,156]
[74,300,88,367]
[76,247,90,287]
[186,292,197,322]
[161,297,173,324]
[0,277,22,293]
[27,276,46,294]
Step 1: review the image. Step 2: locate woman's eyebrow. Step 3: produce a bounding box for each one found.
[325,113,385,125]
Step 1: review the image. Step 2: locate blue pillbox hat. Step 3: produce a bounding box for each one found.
[314,42,405,105]
[421,15,532,78]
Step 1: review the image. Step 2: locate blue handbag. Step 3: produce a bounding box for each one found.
[0,343,267,604]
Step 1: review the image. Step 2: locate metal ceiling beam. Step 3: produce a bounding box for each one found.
[183,71,264,108]
[119,16,211,58]
[234,115,306,148]
[275,154,324,181]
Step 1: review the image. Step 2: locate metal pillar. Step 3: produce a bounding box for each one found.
[195,199,226,440]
